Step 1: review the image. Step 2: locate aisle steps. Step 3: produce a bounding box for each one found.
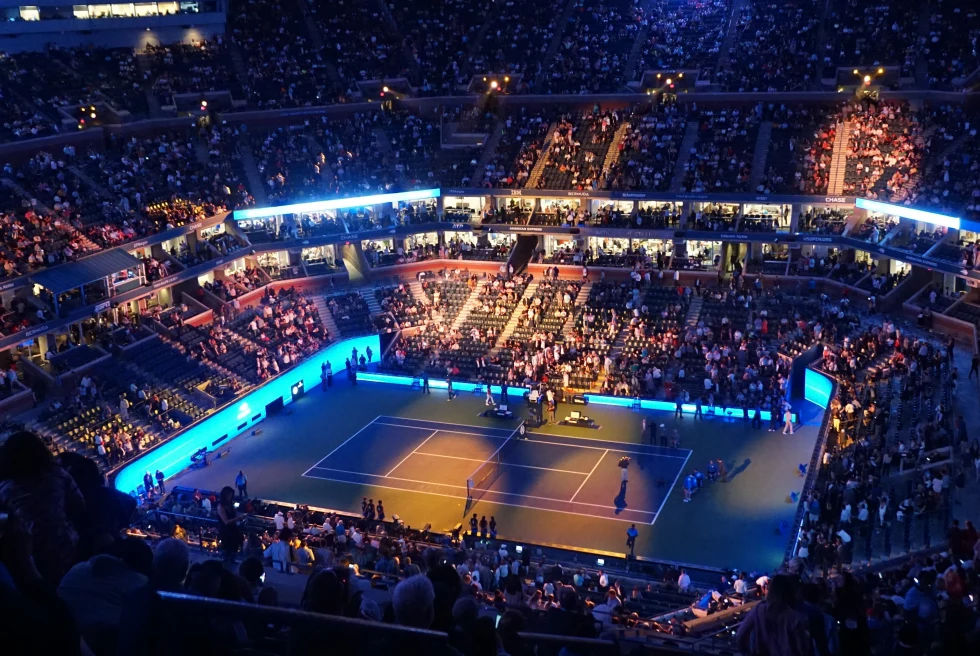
[494,281,539,347]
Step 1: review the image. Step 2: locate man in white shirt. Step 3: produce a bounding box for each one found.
[677,569,691,592]
[755,574,770,595]
[733,573,748,595]
[274,511,285,531]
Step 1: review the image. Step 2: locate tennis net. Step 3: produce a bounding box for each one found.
[465,420,525,514]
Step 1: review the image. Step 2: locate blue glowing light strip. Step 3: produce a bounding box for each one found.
[358,373,796,422]
[114,335,380,495]
[232,189,441,221]
[855,198,960,230]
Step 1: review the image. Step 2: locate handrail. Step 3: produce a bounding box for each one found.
[156,591,448,638]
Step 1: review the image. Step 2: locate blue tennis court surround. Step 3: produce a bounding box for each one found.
[302,415,690,525]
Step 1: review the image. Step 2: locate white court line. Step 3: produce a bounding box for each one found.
[372,422,502,439]
[385,430,438,476]
[376,421,690,458]
[569,449,608,503]
[301,414,382,477]
[649,450,692,526]
[305,466,656,514]
[375,415,515,435]
[413,450,590,476]
[301,471,649,525]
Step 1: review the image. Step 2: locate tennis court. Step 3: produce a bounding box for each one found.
[302,415,691,525]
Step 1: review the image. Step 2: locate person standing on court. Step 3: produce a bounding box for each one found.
[659,424,668,447]
[376,500,385,522]
[235,470,247,499]
[470,513,479,536]
[321,361,328,391]
[782,406,794,435]
[641,418,647,443]
[447,374,455,401]
[326,362,333,387]
[695,395,703,420]
[479,515,488,538]
[626,524,638,557]
[619,456,630,483]
[675,395,683,419]
[422,369,430,394]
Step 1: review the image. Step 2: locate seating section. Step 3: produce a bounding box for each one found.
[826,0,918,77]
[389,0,491,95]
[538,0,644,93]
[679,107,760,193]
[635,0,730,76]
[605,103,687,191]
[327,291,374,336]
[765,104,839,194]
[537,110,625,190]
[231,0,339,107]
[144,40,239,105]
[310,0,409,89]
[714,0,821,92]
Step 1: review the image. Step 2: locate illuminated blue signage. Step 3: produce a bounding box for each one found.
[855,198,960,230]
[232,189,441,221]
[804,368,833,408]
[114,335,380,495]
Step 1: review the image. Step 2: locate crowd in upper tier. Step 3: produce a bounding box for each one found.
[2,0,979,142]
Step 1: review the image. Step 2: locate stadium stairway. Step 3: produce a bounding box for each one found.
[193,141,209,166]
[524,122,560,189]
[747,121,773,190]
[364,290,383,316]
[134,53,163,117]
[669,121,701,191]
[716,0,748,69]
[2,177,52,213]
[603,122,631,173]
[623,25,649,90]
[494,281,539,347]
[450,282,486,332]
[914,2,931,88]
[561,281,589,339]
[472,119,503,184]
[292,0,343,88]
[68,166,112,199]
[536,0,579,90]
[314,296,342,340]
[826,121,852,195]
[158,332,246,388]
[237,145,269,206]
[373,127,410,189]
[685,295,704,328]
[227,41,251,89]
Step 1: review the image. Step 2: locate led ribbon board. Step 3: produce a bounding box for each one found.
[114,335,380,495]
[232,189,441,221]
[855,198,960,230]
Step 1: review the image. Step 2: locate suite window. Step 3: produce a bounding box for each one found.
[111,3,135,16]
[19,6,41,20]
